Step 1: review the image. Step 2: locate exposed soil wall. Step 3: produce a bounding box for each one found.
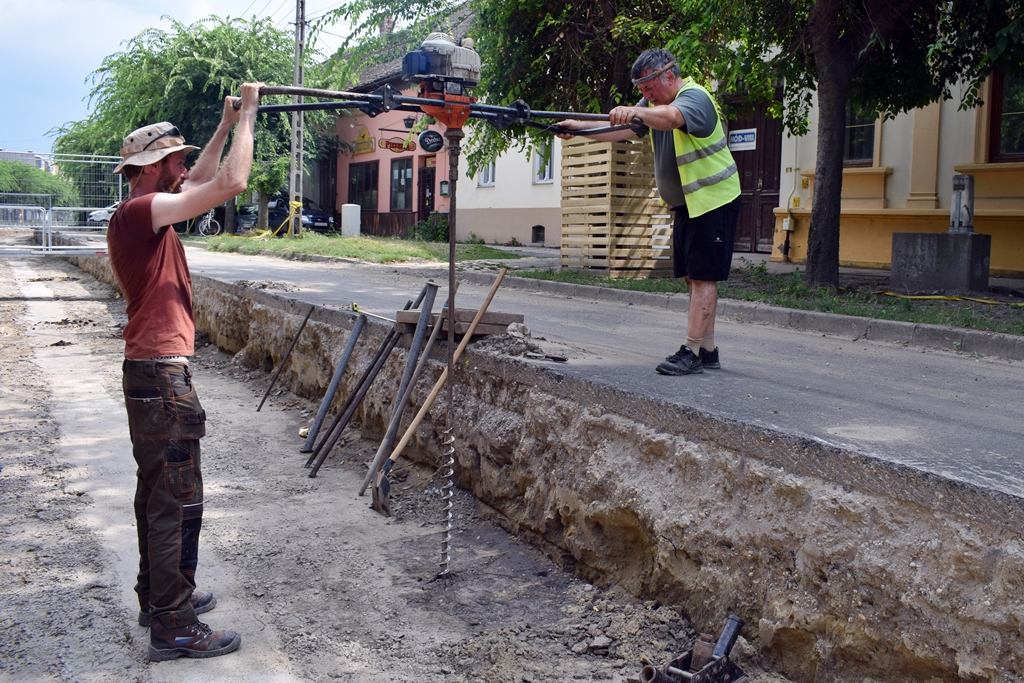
[71,254,1024,682]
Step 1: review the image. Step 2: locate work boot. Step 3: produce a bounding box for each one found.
[656,346,703,375]
[699,347,721,369]
[139,591,217,627]
[149,620,241,661]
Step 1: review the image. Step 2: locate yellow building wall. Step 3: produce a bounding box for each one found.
[773,159,1024,276]
[774,208,1024,276]
[772,77,1024,276]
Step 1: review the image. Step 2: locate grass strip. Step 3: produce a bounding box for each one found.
[195,233,519,264]
[515,259,1024,336]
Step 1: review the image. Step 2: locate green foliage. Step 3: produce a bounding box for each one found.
[408,211,449,242]
[0,160,81,206]
[50,15,340,183]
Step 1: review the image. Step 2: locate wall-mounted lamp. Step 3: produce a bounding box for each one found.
[403,116,417,129]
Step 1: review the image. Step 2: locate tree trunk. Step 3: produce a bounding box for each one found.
[257,193,270,231]
[804,0,855,291]
[225,199,236,235]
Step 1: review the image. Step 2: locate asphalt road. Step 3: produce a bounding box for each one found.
[184,246,1024,501]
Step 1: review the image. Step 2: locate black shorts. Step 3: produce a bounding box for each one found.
[672,197,740,281]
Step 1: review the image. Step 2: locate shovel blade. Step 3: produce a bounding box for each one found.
[371,471,393,516]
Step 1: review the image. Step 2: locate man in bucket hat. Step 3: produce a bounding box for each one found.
[106,82,262,661]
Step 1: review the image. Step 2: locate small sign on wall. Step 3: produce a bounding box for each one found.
[353,126,375,155]
[728,128,757,151]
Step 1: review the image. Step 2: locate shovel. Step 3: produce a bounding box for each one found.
[371,269,506,515]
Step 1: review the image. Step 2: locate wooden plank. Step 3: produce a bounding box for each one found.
[396,322,511,337]
[394,309,524,327]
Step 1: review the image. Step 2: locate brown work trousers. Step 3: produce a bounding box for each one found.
[122,359,206,628]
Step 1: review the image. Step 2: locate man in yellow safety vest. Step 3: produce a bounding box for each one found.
[559,48,741,375]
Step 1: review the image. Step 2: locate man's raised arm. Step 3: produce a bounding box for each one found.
[150,82,263,230]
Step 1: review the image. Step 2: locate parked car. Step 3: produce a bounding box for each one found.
[236,197,335,234]
[87,202,120,226]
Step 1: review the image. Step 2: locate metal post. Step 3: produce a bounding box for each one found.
[288,0,306,237]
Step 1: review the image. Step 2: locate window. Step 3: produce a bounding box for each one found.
[390,158,413,211]
[843,103,875,166]
[989,71,1024,162]
[534,141,554,183]
[478,161,496,187]
[348,161,378,212]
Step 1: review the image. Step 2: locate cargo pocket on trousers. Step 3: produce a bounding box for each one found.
[166,379,206,441]
[125,386,169,439]
[164,441,196,500]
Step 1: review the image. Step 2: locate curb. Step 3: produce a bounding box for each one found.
[458,271,1024,362]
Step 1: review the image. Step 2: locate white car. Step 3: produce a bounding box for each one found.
[87,202,120,226]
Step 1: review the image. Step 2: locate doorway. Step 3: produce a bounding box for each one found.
[728,100,783,252]
[418,165,436,221]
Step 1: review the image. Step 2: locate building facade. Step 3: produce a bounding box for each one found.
[772,72,1024,275]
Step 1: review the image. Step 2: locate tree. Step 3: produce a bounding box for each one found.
[0,159,81,207]
[51,15,339,216]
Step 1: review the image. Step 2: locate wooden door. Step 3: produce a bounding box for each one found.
[728,100,783,252]
[418,165,436,221]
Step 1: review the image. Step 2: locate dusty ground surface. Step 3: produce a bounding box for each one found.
[0,254,786,683]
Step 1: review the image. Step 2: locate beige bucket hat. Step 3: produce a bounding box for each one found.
[112,122,200,174]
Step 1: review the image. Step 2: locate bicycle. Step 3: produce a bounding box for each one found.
[196,209,222,237]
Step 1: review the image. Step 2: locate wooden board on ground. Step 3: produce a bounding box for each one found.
[394,309,524,337]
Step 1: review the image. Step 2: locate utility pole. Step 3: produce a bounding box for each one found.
[288,0,306,236]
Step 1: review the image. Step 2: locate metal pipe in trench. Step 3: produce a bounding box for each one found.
[301,314,366,453]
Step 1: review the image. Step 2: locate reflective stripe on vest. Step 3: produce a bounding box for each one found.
[655,81,740,218]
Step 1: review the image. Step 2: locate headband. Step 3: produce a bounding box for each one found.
[631,61,676,86]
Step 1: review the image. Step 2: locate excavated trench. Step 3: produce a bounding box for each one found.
[71,254,1024,683]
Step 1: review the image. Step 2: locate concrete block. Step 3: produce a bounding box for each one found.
[890,232,991,293]
[910,324,967,353]
[865,319,914,345]
[960,330,1024,360]
[752,302,789,327]
[788,309,869,339]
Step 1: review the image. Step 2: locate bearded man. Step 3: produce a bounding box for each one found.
[106,82,261,661]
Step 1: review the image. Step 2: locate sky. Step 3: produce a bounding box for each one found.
[0,0,349,154]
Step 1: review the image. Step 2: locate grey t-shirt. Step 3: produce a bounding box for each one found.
[637,84,720,209]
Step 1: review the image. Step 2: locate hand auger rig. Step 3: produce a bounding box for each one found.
[254,34,639,578]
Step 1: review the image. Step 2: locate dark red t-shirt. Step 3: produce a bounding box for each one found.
[106,194,195,358]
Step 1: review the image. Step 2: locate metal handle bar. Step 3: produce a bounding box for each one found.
[242,84,643,133]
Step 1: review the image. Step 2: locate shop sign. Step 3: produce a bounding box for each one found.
[728,128,756,151]
[419,130,444,153]
[353,126,375,155]
[379,136,417,153]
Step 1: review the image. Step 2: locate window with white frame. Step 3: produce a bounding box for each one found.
[533,141,554,183]
[478,161,496,187]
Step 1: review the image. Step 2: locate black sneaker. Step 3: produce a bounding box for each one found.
[656,346,703,375]
[149,620,241,661]
[139,591,216,627]
[699,347,721,369]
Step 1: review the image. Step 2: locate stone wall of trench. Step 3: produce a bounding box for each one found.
[73,255,1024,683]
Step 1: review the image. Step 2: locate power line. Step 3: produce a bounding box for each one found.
[255,0,277,19]
[239,0,260,17]
[306,1,347,21]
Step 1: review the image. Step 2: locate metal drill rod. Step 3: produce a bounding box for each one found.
[301,314,366,453]
[248,85,643,132]
[257,304,314,412]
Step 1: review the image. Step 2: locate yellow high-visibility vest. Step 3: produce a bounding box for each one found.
[653,81,740,218]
